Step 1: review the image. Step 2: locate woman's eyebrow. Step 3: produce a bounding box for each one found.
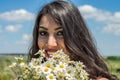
[55,27,62,30]
[39,25,48,30]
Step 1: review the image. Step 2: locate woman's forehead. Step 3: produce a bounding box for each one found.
[39,15,61,28]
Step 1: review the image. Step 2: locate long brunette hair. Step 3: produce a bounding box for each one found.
[29,1,119,80]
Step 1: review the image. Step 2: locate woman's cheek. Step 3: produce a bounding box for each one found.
[38,40,45,49]
[59,41,68,54]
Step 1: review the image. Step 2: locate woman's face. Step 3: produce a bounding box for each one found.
[38,15,68,57]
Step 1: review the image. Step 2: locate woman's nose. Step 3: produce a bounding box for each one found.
[47,35,57,48]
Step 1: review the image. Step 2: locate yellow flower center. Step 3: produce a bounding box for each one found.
[78,63,82,67]
[37,67,41,71]
[20,62,24,65]
[67,70,71,74]
[52,67,56,70]
[60,64,64,68]
[10,64,14,67]
[59,74,64,78]
[49,75,54,79]
[53,53,58,57]
[46,63,50,68]
[44,67,49,72]
[36,73,39,77]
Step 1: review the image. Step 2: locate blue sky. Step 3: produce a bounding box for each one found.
[0,0,120,56]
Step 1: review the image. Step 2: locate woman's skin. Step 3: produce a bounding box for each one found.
[38,15,68,57]
[37,15,108,80]
[97,78,108,80]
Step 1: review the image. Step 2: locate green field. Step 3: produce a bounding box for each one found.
[0,55,28,80]
[106,56,120,79]
[0,55,120,80]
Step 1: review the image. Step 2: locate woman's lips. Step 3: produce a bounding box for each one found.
[45,49,58,58]
[46,49,58,52]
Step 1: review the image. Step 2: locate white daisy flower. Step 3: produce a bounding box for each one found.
[52,53,59,58]
[9,49,89,80]
[56,62,67,72]
[9,62,16,68]
[66,76,75,80]
[80,70,89,80]
[65,66,75,77]
[56,72,65,79]
[29,61,36,69]
[42,67,51,75]
[76,61,85,68]
[43,61,53,68]
[35,65,42,74]
[15,56,23,60]
[46,74,56,80]
[19,62,25,67]
[35,49,45,57]
[34,73,41,79]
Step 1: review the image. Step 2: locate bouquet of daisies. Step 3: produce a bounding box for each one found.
[9,49,89,80]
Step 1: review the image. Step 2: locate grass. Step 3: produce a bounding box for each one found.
[0,56,15,80]
[0,55,120,80]
[107,59,120,79]
[0,55,28,80]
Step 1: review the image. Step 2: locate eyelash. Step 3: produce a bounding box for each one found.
[39,31,48,36]
[39,31,63,37]
[56,31,63,36]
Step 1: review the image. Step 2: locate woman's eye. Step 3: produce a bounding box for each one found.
[56,31,63,36]
[39,31,48,36]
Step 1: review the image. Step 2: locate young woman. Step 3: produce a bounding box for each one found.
[29,0,119,80]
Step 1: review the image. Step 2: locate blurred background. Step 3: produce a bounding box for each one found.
[0,0,120,79]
